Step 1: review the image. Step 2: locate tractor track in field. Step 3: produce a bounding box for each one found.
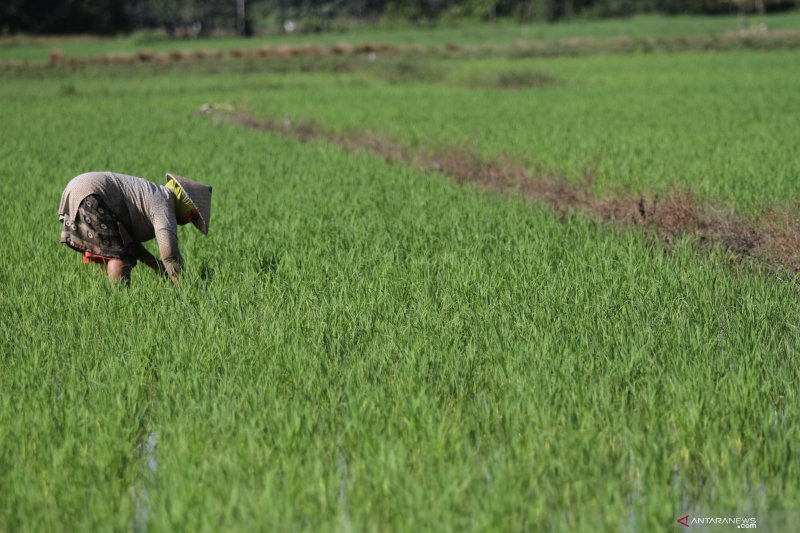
[204,108,800,275]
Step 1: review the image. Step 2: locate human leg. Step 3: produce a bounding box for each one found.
[106,259,132,285]
[61,195,137,284]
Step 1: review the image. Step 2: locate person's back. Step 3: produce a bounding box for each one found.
[58,171,212,285]
[60,171,175,244]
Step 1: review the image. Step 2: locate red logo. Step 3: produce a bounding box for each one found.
[677,515,690,527]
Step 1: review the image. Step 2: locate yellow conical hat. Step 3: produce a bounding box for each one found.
[166,173,213,235]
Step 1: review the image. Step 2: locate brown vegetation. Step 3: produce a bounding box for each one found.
[4,29,799,72]
[48,49,65,66]
[330,43,354,55]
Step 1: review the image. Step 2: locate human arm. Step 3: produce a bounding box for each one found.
[134,243,179,285]
[143,195,184,286]
[153,227,183,286]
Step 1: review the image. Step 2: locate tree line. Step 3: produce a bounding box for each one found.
[1,0,795,35]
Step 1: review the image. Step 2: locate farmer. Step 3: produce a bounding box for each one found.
[58,171,212,286]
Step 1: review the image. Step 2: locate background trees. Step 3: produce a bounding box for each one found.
[0,0,795,35]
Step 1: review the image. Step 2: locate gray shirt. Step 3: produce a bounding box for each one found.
[59,172,182,276]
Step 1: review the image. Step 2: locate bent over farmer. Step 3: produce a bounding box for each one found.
[58,171,212,285]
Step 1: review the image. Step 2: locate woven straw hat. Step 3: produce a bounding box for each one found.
[166,173,213,235]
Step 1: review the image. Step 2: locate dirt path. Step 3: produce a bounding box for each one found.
[206,108,800,275]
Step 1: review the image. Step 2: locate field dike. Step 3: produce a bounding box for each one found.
[203,107,800,274]
[4,29,800,70]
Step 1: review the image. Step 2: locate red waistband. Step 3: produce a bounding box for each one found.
[82,250,115,264]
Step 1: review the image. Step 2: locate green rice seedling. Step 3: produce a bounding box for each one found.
[1,26,799,533]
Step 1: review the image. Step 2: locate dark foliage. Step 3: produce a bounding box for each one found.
[0,0,795,35]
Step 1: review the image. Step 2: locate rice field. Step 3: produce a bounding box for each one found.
[1,13,799,533]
